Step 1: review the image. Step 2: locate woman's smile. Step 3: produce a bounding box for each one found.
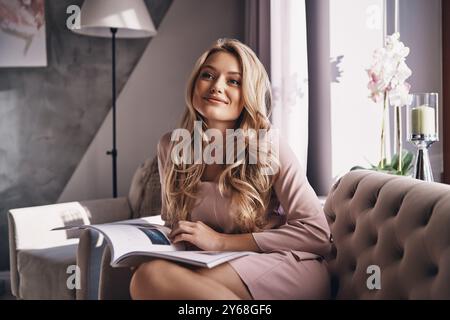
[203,95,229,105]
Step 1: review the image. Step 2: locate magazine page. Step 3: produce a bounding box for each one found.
[50,215,166,231]
[116,250,256,268]
[87,223,186,264]
[110,215,166,228]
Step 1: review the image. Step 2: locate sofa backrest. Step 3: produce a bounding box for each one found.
[324,170,450,299]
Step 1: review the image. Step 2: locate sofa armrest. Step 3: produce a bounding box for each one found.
[76,229,105,300]
[77,230,133,300]
[98,246,133,300]
[9,197,131,250]
[8,197,132,298]
[77,215,164,299]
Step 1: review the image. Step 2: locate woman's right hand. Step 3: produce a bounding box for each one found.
[168,220,227,251]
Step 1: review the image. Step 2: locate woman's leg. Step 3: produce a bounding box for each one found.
[194,263,253,300]
[129,259,251,300]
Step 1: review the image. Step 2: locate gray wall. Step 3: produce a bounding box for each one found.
[59,0,245,201]
[394,0,443,180]
[306,0,333,196]
[0,0,173,270]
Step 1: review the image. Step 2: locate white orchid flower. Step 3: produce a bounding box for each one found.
[367,33,412,107]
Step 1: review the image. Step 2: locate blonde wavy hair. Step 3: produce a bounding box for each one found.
[163,38,278,233]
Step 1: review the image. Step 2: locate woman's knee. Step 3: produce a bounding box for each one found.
[129,259,173,299]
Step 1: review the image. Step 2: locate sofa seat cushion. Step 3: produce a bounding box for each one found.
[17,240,78,300]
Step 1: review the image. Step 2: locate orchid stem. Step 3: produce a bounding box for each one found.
[396,105,402,172]
[380,94,388,169]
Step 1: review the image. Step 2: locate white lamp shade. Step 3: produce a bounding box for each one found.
[72,0,157,38]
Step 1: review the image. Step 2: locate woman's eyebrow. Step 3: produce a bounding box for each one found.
[202,65,241,76]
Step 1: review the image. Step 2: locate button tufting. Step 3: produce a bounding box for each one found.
[370,198,377,208]
[371,235,378,246]
[348,224,356,233]
[375,189,381,198]
[330,213,336,222]
[422,211,432,226]
[396,197,405,214]
[330,245,337,259]
[349,182,360,198]
[397,248,404,259]
[428,265,438,277]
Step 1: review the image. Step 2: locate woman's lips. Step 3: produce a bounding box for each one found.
[204,97,228,104]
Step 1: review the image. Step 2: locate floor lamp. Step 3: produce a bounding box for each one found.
[72,0,156,198]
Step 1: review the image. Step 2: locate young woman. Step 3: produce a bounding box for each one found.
[129,38,331,300]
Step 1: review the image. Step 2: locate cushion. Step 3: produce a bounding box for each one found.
[128,156,162,219]
[17,240,78,300]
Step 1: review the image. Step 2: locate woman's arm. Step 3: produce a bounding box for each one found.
[250,139,332,257]
[219,233,262,252]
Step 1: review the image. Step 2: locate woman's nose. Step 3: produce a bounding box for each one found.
[210,78,225,93]
[210,86,222,94]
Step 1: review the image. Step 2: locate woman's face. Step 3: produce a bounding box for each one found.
[192,51,244,130]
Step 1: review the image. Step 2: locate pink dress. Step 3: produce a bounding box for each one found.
[157,132,332,299]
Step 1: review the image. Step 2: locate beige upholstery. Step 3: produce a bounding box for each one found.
[17,241,78,300]
[324,170,450,299]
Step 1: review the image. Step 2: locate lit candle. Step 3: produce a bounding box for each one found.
[411,105,436,135]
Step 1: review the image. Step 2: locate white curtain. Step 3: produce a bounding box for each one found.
[270,0,309,172]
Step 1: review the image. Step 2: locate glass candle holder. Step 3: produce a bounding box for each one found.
[406,93,439,181]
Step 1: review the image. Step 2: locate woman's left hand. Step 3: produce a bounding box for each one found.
[168,220,226,251]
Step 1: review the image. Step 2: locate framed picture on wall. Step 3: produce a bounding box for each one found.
[0,0,47,67]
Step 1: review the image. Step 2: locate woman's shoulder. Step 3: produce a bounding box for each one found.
[272,134,307,178]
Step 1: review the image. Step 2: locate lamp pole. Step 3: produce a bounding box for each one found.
[72,0,157,199]
[106,27,118,198]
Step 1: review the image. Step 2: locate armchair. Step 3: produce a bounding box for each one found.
[8,157,161,299]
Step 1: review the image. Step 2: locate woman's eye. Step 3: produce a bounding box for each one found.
[229,79,241,86]
[200,72,214,80]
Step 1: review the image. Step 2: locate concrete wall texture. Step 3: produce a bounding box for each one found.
[0,0,173,270]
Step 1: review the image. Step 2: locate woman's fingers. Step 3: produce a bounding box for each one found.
[169,222,195,239]
[172,232,194,244]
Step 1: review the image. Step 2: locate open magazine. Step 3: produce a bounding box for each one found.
[52,216,255,268]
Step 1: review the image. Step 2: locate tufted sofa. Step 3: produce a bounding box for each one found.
[8,165,450,299]
[324,170,450,299]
